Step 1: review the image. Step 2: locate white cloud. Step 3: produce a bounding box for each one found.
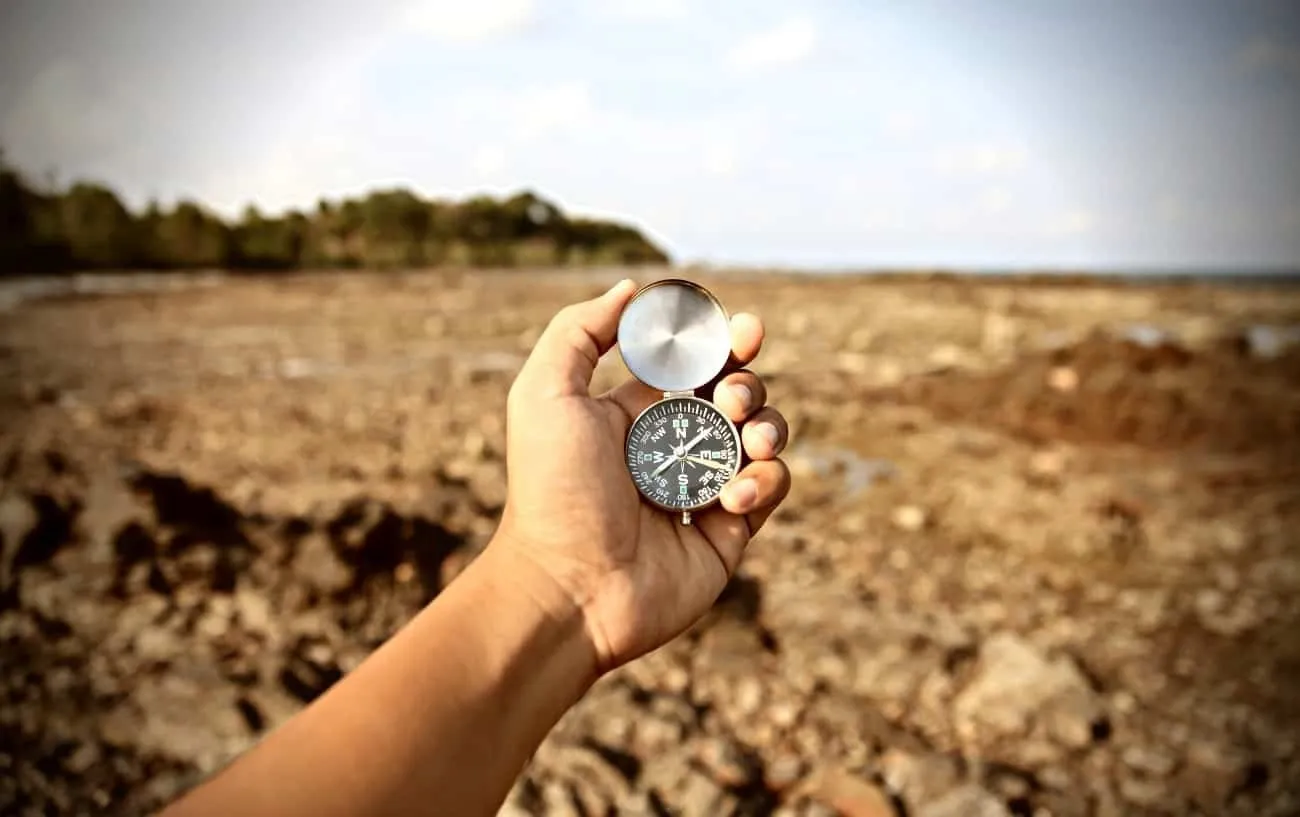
[1046,208,1095,236]
[979,186,1012,214]
[702,143,737,177]
[931,144,1028,176]
[450,82,598,143]
[401,0,535,43]
[1156,193,1185,224]
[0,60,137,175]
[603,0,693,20]
[727,18,818,74]
[471,145,509,177]
[511,83,598,140]
[884,110,919,137]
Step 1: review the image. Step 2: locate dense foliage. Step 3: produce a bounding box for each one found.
[0,155,669,274]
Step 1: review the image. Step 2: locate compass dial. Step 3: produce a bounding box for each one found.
[625,396,742,512]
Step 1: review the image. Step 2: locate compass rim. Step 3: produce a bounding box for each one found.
[623,395,742,513]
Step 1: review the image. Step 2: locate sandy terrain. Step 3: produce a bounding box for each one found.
[2,268,1298,816]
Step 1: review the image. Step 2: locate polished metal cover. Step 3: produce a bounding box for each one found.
[617,279,731,393]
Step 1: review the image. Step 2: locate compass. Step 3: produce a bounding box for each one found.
[618,279,743,525]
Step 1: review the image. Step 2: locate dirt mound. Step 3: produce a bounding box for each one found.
[881,332,1300,455]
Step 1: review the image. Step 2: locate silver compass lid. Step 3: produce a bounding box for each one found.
[617,279,731,393]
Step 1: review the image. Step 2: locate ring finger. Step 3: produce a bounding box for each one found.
[741,406,788,460]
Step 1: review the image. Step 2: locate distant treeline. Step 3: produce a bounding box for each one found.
[0,154,669,275]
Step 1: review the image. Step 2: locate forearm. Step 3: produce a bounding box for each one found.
[164,539,599,817]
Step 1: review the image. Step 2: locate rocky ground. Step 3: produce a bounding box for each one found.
[1,268,1298,816]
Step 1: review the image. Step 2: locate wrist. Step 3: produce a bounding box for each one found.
[488,513,620,676]
[474,533,604,690]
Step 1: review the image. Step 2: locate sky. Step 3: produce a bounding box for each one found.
[1,0,1298,270]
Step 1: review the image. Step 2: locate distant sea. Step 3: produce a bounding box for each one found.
[2,266,1298,313]
[758,265,1300,283]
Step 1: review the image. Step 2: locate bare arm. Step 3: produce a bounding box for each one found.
[164,543,595,817]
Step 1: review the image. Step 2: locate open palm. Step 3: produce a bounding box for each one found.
[497,280,791,671]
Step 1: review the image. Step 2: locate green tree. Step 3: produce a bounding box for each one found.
[0,148,671,273]
[57,183,137,268]
[153,201,232,268]
[234,205,306,269]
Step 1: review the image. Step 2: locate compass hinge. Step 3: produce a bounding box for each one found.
[663,390,694,399]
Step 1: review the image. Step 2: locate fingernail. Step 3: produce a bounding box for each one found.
[729,383,752,408]
[606,278,635,298]
[727,478,758,511]
[756,422,780,450]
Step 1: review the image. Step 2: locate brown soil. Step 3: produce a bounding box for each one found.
[2,269,1298,816]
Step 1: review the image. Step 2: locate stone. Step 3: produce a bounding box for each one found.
[549,743,632,808]
[1037,766,1072,791]
[928,345,964,370]
[79,472,146,558]
[1028,449,1066,482]
[734,676,764,715]
[1047,366,1079,392]
[915,785,1011,817]
[879,749,962,807]
[678,770,738,815]
[134,626,180,662]
[1110,690,1138,715]
[233,587,273,635]
[292,532,353,595]
[637,713,687,749]
[837,352,873,375]
[662,665,691,694]
[767,752,807,790]
[807,768,899,817]
[697,737,760,788]
[1117,775,1167,807]
[639,748,738,814]
[952,633,1103,750]
[1184,739,1251,806]
[195,596,234,640]
[1121,744,1178,777]
[768,700,802,728]
[617,790,676,816]
[538,780,583,817]
[890,505,928,533]
[0,493,37,586]
[65,741,101,775]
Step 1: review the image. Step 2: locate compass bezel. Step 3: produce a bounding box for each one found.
[623,395,743,513]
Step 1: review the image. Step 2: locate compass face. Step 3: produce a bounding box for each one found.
[625,396,742,512]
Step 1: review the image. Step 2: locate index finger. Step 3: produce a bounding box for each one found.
[726,312,764,369]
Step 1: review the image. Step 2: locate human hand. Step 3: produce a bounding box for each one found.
[494,279,791,674]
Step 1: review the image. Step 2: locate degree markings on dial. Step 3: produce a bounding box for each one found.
[626,397,740,510]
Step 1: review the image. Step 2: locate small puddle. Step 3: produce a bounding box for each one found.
[1117,323,1176,348]
[0,272,226,312]
[791,444,898,495]
[1243,324,1300,359]
[267,349,526,381]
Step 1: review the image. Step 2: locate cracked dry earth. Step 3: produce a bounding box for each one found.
[1,269,1298,816]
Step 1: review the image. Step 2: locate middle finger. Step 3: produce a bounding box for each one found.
[712,370,766,422]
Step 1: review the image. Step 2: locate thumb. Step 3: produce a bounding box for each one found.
[515,278,638,399]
